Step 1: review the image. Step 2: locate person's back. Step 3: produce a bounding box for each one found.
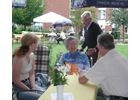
[60,31,66,39]
[95,49,128,97]
[19,53,33,81]
[79,34,128,100]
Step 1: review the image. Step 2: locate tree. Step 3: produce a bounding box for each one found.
[107,8,128,42]
[70,7,97,33]
[12,0,46,31]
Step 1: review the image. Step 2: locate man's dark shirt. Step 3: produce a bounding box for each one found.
[82,21,102,49]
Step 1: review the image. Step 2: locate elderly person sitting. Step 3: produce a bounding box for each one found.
[78,34,128,100]
[59,36,90,71]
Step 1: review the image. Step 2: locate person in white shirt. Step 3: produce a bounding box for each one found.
[78,34,128,100]
[67,24,75,36]
[56,30,66,44]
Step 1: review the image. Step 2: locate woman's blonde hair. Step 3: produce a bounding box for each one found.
[12,33,39,57]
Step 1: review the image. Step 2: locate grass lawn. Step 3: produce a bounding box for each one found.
[12,42,128,66]
[12,42,21,53]
[115,45,128,59]
[51,44,128,58]
[50,44,128,66]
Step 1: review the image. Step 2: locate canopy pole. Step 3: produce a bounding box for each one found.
[40,22,41,33]
[33,22,34,32]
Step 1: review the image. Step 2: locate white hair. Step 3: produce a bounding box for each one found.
[64,36,79,47]
[81,11,92,19]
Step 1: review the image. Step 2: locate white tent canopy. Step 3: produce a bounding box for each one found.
[33,12,71,23]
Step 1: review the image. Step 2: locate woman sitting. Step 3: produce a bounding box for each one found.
[48,29,57,43]
[59,36,90,71]
[12,33,48,100]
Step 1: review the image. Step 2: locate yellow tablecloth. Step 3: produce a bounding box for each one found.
[39,74,97,100]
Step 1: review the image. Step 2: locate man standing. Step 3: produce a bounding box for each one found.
[78,34,128,100]
[79,11,102,66]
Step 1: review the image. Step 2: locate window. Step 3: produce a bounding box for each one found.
[98,10,106,20]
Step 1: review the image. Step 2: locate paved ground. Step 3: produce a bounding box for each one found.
[116,42,128,45]
[114,39,128,45]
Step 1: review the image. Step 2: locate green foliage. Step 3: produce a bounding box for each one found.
[48,45,69,86]
[48,48,65,86]
[107,8,128,41]
[108,8,128,27]
[63,29,67,33]
[12,24,17,37]
[74,32,80,40]
[44,41,56,51]
[12,0,46,30]
[43,41,57,67]
[49,69,68,86]
[113,32,119,39]
[15,26,25,34]
[56,51,63,63]
[26,27,33,32]
[56,29,60,33]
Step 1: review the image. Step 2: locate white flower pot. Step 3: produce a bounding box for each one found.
[57,85,64,100]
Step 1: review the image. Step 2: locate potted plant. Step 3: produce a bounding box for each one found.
[49,62,78,100]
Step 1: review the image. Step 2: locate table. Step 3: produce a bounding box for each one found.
[39,74,97,100]
[14,34,23,38]
[22,31,71,35]
[14,34,43,38]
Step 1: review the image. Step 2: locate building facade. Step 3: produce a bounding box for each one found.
[97,8,114,32]
[43,0,70,30]
[34,0,123,33]
[97,8,124,33]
